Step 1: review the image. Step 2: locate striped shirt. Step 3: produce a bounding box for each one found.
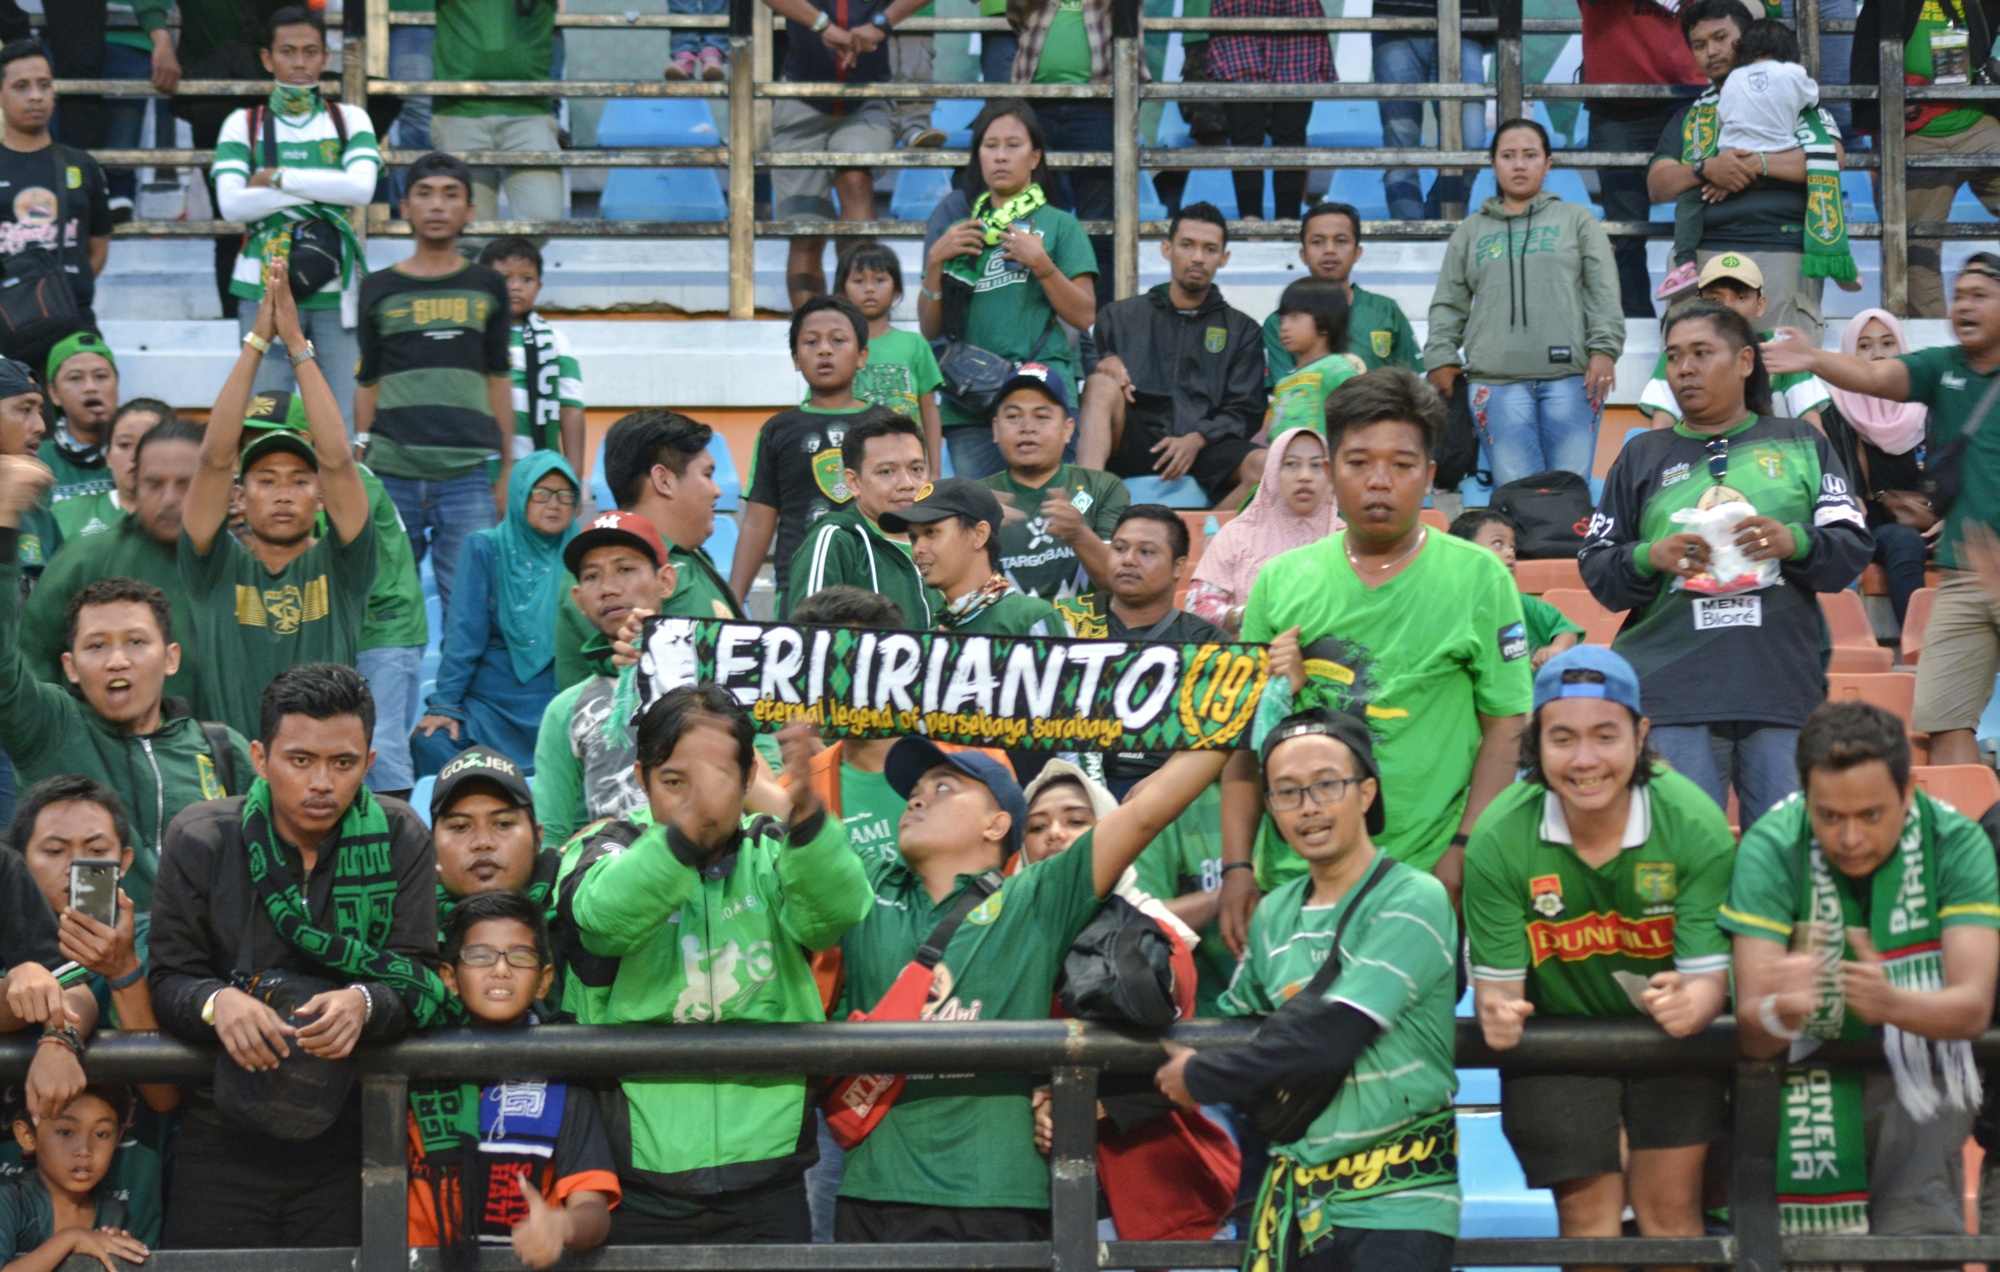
[356,263,512,481]
[212,101,379,310]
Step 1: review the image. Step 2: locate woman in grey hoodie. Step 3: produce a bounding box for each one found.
[1424,119,1625,487]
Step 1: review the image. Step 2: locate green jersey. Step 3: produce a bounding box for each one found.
[840,764,905,868]
[1242,532,1532,880]
[981,464,1129,599]
[836,832,1105,1210]
[1215,857,1460,1235]
[1464,767,1734,1017]
[433,0,558,116]
[38,428,111,508]
[358,464,429,651]
[1907,0,1988,136]
[1262,286,1422,385]
[1033,0,1093,82]
[1901,344,2000,570]
[1131,784,1232,1014]
[212,100,378,308]
[946,590,1072,638]
[664,541,745,621]
[23,516,198,705]
[854,327,944,422]
[1638,337,1831,424]
[943,205,1098,431]
[786,507,940,629]
[1522,593,1582,652]
[1266,352,1359,436]
[50,489,121,543]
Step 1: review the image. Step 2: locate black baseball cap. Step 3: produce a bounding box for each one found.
[1259,707,1385,835]
[239,423,317,474]
[431,745,534,821]
[878,476,1005,536]
[993,361,1071,412]
[885,736,1027,853]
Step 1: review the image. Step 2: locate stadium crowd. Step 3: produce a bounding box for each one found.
[5,0,2000,1269]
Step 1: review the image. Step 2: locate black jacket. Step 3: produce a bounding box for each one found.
[1091,283,1268,444]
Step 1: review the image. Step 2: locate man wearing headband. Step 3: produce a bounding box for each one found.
[1465,646,1733,1260]
[38,332,118,512]
[1156,706,1461,1272]
[1766,253,2000,770]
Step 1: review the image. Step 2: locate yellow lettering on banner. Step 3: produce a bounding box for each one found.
[919,711,1030,747]
[1291,1130,1442,1194]
[1029,715,1125,746]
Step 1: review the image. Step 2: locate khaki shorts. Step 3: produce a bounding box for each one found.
[769,98,897,221]
[1912,571,2000,734]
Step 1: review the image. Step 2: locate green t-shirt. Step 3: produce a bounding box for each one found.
[1521,593,1582,653]
[1464,767,1735,1017]
[0,1168,137,1259]
[980,464,1129,600]
[856,328,944,422]
[1908,0,1987,137]
[176,519,379,740]
[433,0,557,116]
[944,205,1099,431]
[1218,857,1460,1235]
[1267,352,1359,436]
[358,464,429,652]
[663,541,745,621]
[1242,532,1533,879]
[38,432,111,508]
[836,830,1104,1209]
[1718,791,2000,945]
[1131,784,1231,1014]
[948,590,1072,637]
[1262,286,1421,386]
[50,489,121,543]
[841,763,905,868]
[1034,0,1094,84]
[1901,343,2000,570]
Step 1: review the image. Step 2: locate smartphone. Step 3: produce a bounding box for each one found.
[1002,219,1033,271]
[69,860,118,927]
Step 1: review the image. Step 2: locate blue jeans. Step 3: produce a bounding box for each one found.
[358,645,422,794]
[1373,34,1490,219]
[378,472,495,615]
[672,0,727,56]
[981,31,1019,84]
[1651,723,1801,829]
[945,425,1007,481]
[1873,522,1929,625]
[389,26,435,204]
[1469,376,1600,487]
[237,306,360,436]
[804,1112,845,1243]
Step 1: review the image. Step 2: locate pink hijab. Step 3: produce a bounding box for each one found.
[1831,309,1928,456]
[1191,428,1342,601]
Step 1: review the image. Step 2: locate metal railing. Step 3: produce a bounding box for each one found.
[11,1016,2000,1271]
[49,0,1991,315]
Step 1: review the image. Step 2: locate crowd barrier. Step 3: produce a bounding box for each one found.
[12,1015,2000,1270]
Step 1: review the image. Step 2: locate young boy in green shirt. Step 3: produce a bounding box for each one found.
[1451,509,1582,669]
[478,236,587,477]
[1267,278,1362,437]
[838,245,944,468]
[0,1088,147,1268]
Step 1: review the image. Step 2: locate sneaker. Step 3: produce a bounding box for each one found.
[665,50,698,80]
[699,47,726,80]
[1654,260,1699,302]
[902,125,947,148]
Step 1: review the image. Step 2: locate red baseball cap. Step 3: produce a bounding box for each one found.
[563,509,670,576]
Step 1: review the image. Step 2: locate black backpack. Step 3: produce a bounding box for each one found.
[1432,375,1485,494]
[1059,896,1179,1029]
[1490,470,1596,559]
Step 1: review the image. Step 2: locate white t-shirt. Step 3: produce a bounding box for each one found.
[1718,59,1819,152]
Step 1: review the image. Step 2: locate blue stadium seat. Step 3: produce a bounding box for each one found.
[590,433,741,513]
[1328,169,1392,221]
[601,168,728,222]
[1121,474,1208,508]
[595,99,721,148]
[1137,172,1168,223]
[411,776,436,826]
[1458,1110,1559,1238]
[706,510,740,565]
[1306,100,1382,149]
[1156,101,1192,148]
[892,168,955,222]
[1651,199,1676,222]
[1952,184,2000,223]
[1841,170,1877,222]
[932,98,985,149]
[1180,170,1240,221]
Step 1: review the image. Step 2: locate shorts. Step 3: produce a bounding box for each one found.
[834,1198,1052,1243]
[1499,1069,1727,1189]
[770,98,897,221]
[1913,570,2000,734]
[1105,405,1263,505]
[609,1176,811,1245]
[1295,1226,1456,1272]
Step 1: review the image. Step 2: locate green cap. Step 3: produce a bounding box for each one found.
[45,331,115,383]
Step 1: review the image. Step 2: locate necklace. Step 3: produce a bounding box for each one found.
[1345,527,1426,575]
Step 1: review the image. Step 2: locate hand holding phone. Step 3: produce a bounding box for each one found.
[68,860,119,929]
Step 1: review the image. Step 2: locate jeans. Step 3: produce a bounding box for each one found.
[99,41,160,204]
[237,305,361,435]
[945,425,1007,481]
[1373,34,1489,219]
[358,644,421,794]
[378,472,496,614]
[1650,722,1801,828]
[1469,376,1600,487]
[981,31,1019,84]
[805,1112,845,1243]
[429,112,565,222]
[672,0,727,57]
[1035,101,1115,308]
[1591,103,1682,318]
[388,26,435,205]
[1873,522,1929,625]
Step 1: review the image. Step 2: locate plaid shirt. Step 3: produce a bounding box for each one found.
[1207,0,1333,83]
[1011,0,1114,82]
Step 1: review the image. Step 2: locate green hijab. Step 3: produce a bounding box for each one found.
[481,451,579,684]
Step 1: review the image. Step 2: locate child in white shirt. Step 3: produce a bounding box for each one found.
[1718,18,1818,152]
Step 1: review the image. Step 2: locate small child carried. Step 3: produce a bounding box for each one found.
[1718,19,1819,154]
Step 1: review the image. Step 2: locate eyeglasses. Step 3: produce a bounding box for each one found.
[1266,777,1363,812]
[1705,436,1729,483]
[456,944,542,968]
[527,488,579,508]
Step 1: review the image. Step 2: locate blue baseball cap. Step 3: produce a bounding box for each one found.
[885,736,1027,853]
[994,361,1071,413]
[1533,645,1644,716]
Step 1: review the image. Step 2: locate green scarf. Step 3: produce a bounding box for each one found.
[269,82,319,120]
[942,184,1049,286]
[1778,794,1981,1239]
[1680,85,1856,284]
[241,778,450,1027]
[517,314,564,454]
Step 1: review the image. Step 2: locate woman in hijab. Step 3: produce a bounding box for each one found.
[1820,309,1934,623]
[1185,428,1339,633]
[412,451,580,777]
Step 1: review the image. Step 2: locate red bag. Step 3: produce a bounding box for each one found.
[1099,1107,1242,1242]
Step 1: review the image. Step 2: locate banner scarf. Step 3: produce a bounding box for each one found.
[1780,795,1980,1249]
[412,1059,568,1270]
[1241,1111,1458,1272]
[518,314,563,454]
[634,616,1270,753]
[942,184,1050,287]
[1679,85,1856,284]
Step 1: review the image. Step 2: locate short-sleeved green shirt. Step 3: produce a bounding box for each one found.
[1242,532,1533,879]
[1899,343,2000,569]
[836,832,1104,1209]
[358,464,429,652]
[944,206,1099,431]
[1262,286,1422,385]
[1267,352,1359,436]
[981,464,1129,599]
[1033,0,1093,83]
[1522,593,1583,653]
[856,328,944,422]
[1218,857,1460,1235]
[1719,791,2000,944]
[662,541,745,621]
[841,763,905,868]
[1464,767,1735,1017]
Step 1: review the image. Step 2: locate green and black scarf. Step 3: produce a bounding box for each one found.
[1679,86,1856,284]
[942,183,1049,287]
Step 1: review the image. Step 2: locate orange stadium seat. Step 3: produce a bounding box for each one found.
[1912,765,2000,819]
[1514,558,1585,595]
[1824,672,1917,727]
[1821,588,1895,670]
[1420,509,1451,532]
[1539,589,1625,647]
[1901,587,1936,666]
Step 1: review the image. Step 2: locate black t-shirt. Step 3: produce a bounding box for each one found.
[1652,103,1813,253]
[745,404,871,598]
[0,143,111,312]
[0,846,60,973]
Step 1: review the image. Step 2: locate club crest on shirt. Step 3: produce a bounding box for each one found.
[1635,861,1678,904]
[1370,331,1392,359]
[813,449,852,502]
[1531,874,1564,918]
[1205,326,1226,353]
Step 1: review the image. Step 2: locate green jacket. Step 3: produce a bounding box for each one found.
[565,810,872,1196]
[23,516,200,705]
[0,532,251,911]
[784,507,940,628]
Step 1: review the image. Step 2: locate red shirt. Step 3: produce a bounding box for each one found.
[1580,0,1704,86]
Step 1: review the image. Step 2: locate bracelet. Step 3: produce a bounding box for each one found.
[38,1023,83,1058]
[1759,151,1769,176]
[811,10,831,30]
[1449,832,1470,849]
[105,966,144,991]
[243,331,269,353]
[1756,992,1803,1041]
[1221,861,1255,875]
[287,340,316,368]
[919,285,942,301]
[354,982,375,1024]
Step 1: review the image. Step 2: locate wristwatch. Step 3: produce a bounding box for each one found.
[871,11,890,27]
[811,10,831,30]
[1692,158,1707,182]
[200,989,222,1026]
[288,340,316,368]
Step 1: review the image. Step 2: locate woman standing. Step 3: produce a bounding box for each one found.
[1185,427,1337,633]
[413,451,581,777]
[1820,309,1934,624]
[1578,302,1872,824]
[920,100,1099,481]
[1425,118,1623,486]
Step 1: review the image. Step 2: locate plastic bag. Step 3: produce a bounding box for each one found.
[1669,500,1780,597]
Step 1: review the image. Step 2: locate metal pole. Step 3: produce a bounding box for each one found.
[1731,1062,1784,1272]
[1799,0,1821,79]
[1496,0,1522,125]
[1879,0,1908,315]
[728,0,757,320]
[1047,1066,1101,1272]
[358,1073,409,1272]
[1438,0,1465,219]
[365,0,389,80]
[1112,0,1141,298]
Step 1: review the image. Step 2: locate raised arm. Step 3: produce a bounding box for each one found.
[1762,328,1913,400]
[186,290,276,552]
[1091,748,1232,898]
[273,263,369,543]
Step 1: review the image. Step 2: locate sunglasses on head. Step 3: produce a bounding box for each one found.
[1705,435,1729,483]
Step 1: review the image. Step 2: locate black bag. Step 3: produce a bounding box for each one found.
[1059,896,1178,1029]
[1923,373,2000,518]
[1432,374,1484,493]
[254,103,349,300]
[0,140,85,365]
[212,969,356,1141]
[935,271,1062,423]
[1490,469,1596,559]
[1242,855,1394,1143]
